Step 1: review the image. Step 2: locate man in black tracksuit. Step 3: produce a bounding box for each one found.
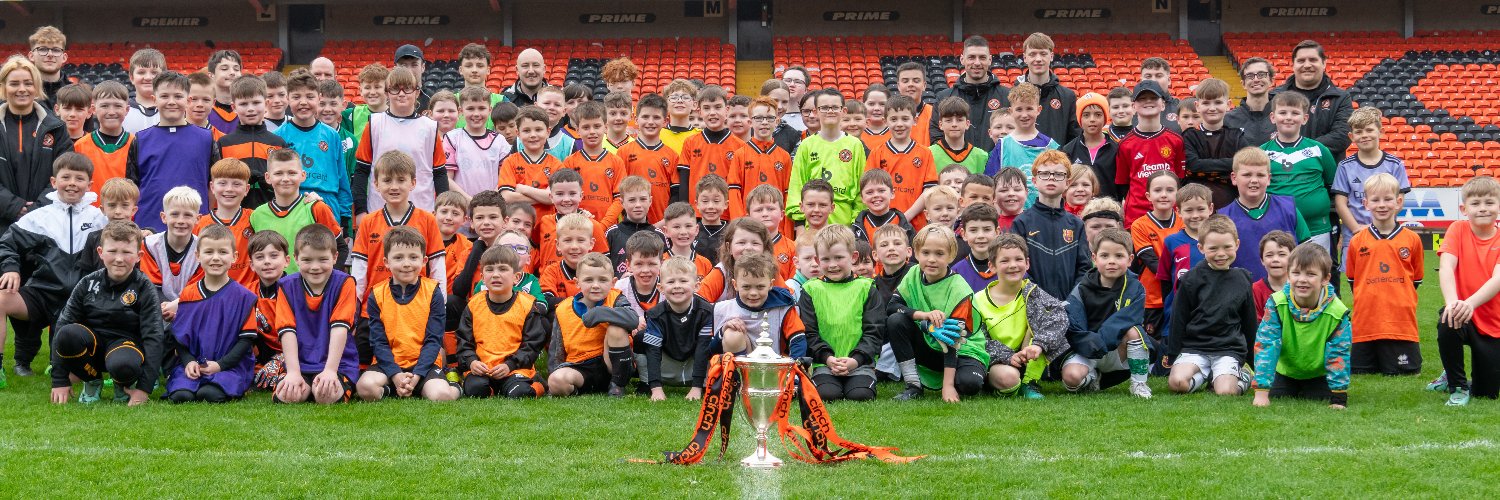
[50,229,165,405]
[929,36,1010,152]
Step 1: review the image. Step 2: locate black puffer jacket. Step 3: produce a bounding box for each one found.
[930,75,1009,151]
[1018,73,1081,145]
[1272,75,1355,154]
[0,105,73,228]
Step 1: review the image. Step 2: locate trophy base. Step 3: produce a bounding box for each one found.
[740,451,785,468]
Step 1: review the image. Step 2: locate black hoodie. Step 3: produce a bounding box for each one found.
[930,75,1010,151]
[1271,75,1355,154]
[1017,72,1081,146]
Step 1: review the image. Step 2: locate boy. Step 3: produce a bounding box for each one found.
[1160,183,1215,311]
[1011,151,1090,301]
[1063,227,1152,398]
[1131,170,1183,334]
[540,213,605,302]
[872,224,914,297]
[852,241,876,278]
[534,169,609,275]
[727,95,752,143]
[860,85,891,151]
[1262,91,1337,250]
[659,79,699,153]
[931,97,989,175]
[606,176,666,271]
[164,224,258,404]
[1344,173,1423,375]
[615,231,666,317]
[800,225,884,401]
[840,100,866,138]
[985,83,1059,203]
[122,48,165,134]
[850,169,916,245]
[492,102,520,149]
[318,79,359,196]
[962,174,998,213]
[1219,148,1309,281]
[456,244,549,398]
[718,252,807,365]
[351,150,447,300]
[695,175,732,263]
[953,203,1000,291]
[921,187,962,232]
[445,87,511,199]
[186,72,220,136]
[275,72,353,226]
[0,153,107,382]
[730,97,794,219]
[1176,98,1200,131]
[74,81,134,200]
[938,164,969,194]
[197,159,258,286]
[498,106,564,215]
[127,71,219,232]
[787,89,867,226]
[885,225,987,402]
[48,221,163,405]
[53,84,92,142]
[602,92,634,152]
[1059,92,1119,200]
[207,50,243,135]
[246,230,290,370]
[1252,242,1352,409]
[435,191,472,292]
[640,256,716,401]
[250,148,345,273]
[271,225,360,404]
[1166,215,1257,396]
[1183,79,1248,208]
[548,252,639,396]
[1081,198,1125,243]
[1436,175,1500,405]
[344,63,389,141]
[745,185,796,280]
[1333,107,1411,259]
[661,202,712,277]
[971,233,1070,399]
[357,226,459,402]
[537,86,576,161]
[218,75,287,208]
[562,102,624,226]
[449,191,513,299]
[1106,86,1134,141]
[677,86,747,214]
[867,95,937,223]
[1114,80,1185,222]
[354,67,448,215]
[618,94,679,222]
[262,71,289,128]
[1252,231,1295,321]
[99,178,139,224]
[454,43,505,130]
[988,108,1017,145]
[143,187,207,317]
[793,179,836,243]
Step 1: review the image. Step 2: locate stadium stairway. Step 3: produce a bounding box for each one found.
[737,60,773,96]
[1201,55,1247,99]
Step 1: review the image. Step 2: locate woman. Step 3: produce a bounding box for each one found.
[0,56,73,231]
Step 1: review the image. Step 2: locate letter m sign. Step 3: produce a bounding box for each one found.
[704,0,724,17]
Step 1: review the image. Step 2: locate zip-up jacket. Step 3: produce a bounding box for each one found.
[1271,75,1355,155]
[1225,98,1276,147]
[1017,72,1081,145]
[0,191,107,299]
[1065,270,1146,359]
[51,268,165,390]
[217,121,288,208]
[1058,135,1120,200]
[1009,200,1092,301]
[0,106,73,227]
[641,296,717,388]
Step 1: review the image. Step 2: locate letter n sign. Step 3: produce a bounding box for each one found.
[1153,0,1171,13]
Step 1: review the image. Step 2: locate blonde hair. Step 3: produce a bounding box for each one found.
[1232,147,1270,173]
[619,175,651,195]
[661,256,698,278]
[101,178,140,204]
[28,26,66,50]
[557,212,594,234]
[1082,197,1123,218]
[577,252,614,275]
[926,185,961,205]
[912,224,958,256]
[812,224,857,254]
[0,56,46,102]
[1068,165,1099,195]
[1348,107,1383,131]
[163,186,204,213]
[1361,173,1401,198]
[1461,176,1500,202]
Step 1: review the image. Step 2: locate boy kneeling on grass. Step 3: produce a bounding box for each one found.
[970,233,1070,400]
[272,225,359,404]
[357,226,459,402]
[456,244,549,399]
[885,225,987,403]
[1062,228,1153,398]
[50,221,164,406]
[1166,215,1256,397]
[165,224,259,403]
[639,256,717,402]
[1252,242,1351,409]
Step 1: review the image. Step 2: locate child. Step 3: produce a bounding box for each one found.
[562,102,624,226]
[840,99,867,138]
[745,184,797,280]
[995,167,1029,230]
[727,95,752,143]
[618,94,679,222]
[987,108,1017,146]
[435,191,472,291]
[537,86,576,160]
[697,218,774,301]
[274,72,352,226]
[885,225,987,402]
[1344,173,1423,375]
[354,67,447,215]
[614,231,666,316]
[953,203,1000,291]
[492,102,520,150]
[428,91,460,138]
[498,106,564,215]
[271,225,359,404]
[98,178,139,224]
[1252,242,1351,409]
[1081,198,1125,243]
[637,255,716,401]
[851,169,916,245]
[659,79,699,154]
[971,233,1070,399]
[0,153,107,383]
[548,252,639,396]
[678,86,747,215]
[872,224,914,297]
[1436,176,1500,405]
[787,238,821,299]
[931,96,989,175]
[143,187,206,316]
[1183,78,1248,209]
[1252,231,1295,321]
[938,164,969,193]
[344,63,389,140]
[694,175,732,263]
[186,72,219,135]
[128,71,218,232]
[454,44,505,128]
[534,169,608,275]
[921,185,962,231]
[165,224,259,403]
[1176,97,1200,131]
[731,97,795,220]
[351,150,447,300]
[1106,87,1134,141]
[250,148,345,273]
[450,191,517,297]
[52,83,91,141]
[800,225,884,401]
[1063,227,1152,398]
[219,75,287,208]
[74,81,133,203]
[456,244,548,398]
[716,252,806,375]
[1059,92,1118,200]
[356,226,459,402]
[122,48,165,134]
[1160,183,1215,311]
[660,202,712,277]
[262,71,288,128]
[48,221,163,405]
[1114,80,1185,222]
[852,240,876,278]
[539,213,603,303]
[860,85,892,152]
[1333,107,1411,259]
[196,158,257,286]
[866,95,937,224]
[960,174,996,211]
[1262,91,1337,250]
[602,92,634,152]
[793,179,835,243]
[207,50,243,135]
[1065,167,1099,216]
[1219,147,1309,281]
[1011,151,1089,301]
[246,230,290,370]
[1130,170,1183,335]
[787,90,866,226]
[1166,215,1257,396]
[985,83,1059,203]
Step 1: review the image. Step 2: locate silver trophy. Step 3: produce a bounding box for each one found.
[736,313,794,468]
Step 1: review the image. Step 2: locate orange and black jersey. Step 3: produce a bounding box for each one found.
[617,138,679,222]
[351,203,447,298]
[456,290,549,378]
[532,212,608,274]
[678,128,747,213]
[860,127,892,153]
[865,139,938,211]
[549,289,632,366]
[932,141,983,167]
[195,209,258,287]
[664,249,714,278]
[364,278,446,378]
[499,148,562,193]
[444,235,473,293]
[539,260,581,304]
[561,149,624,227]
[770,233,797,283]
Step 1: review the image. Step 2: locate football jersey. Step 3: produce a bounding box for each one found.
[860,126,891,152]
[1330,152,1411,242]
[561,149,624,226]
[660,126,698,154]
[532,212,609,273]
[617,138,679,222]
[786,133,867,226]
[679,129,747,217]
[1130,211,1183,309]
[930,141,990,175]
[1115,127,1186,222]
[1346,226,1424,342]
[73,131,132,205]
[351,203,447,297]
[1440,220,1500,337]
[249,194,343,274]
[867,139,938,211]
[498,148,563,219]
[1263,137,1338,236]
[195,209,258,287]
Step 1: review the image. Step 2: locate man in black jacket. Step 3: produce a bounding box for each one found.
[1270,40,1355,155]
[930,36,1009,152]
[502,48,549,107]
[1019,32,1080,146]
[1225,57,1277,146]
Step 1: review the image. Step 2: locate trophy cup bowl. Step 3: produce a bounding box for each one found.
[736,315,794,468]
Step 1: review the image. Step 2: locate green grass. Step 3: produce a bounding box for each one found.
[2,249,1498,497]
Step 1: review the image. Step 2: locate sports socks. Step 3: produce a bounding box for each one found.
[898,360,920,386]
[1187,372,1208,393]
[1126,339,1149,384]
[607,346,635,387]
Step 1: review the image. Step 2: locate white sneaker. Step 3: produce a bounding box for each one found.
[1129,380,1153,399]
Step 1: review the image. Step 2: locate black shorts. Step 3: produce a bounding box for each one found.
[1269,373,1333,401]
[366,368,454,399]
[275,372,355,403]
[1351,339,1422,375]
[19,287,66,328]
[556,358,611,394]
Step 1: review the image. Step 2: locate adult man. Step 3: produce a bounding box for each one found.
[394,44,432,110]
[1225,57,1276,145]
[309,57,337,83]
[1018,32,1080,145]
[930,36,1009,151]
[503,48,548,107]
[1139,57,1180,131]
[780,66,811,131]
[1271,40,1354,154]
[27,26,73,111]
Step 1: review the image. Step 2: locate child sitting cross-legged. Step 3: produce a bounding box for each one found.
[456,244,549,399]
[356,226,459,402]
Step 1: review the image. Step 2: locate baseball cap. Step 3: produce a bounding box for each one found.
[394,44,424,64]
[1132,80,1165,100]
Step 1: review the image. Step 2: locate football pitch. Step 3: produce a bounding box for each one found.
[1,249,1497,497]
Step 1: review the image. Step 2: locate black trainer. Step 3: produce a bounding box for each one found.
[893,384,924,401]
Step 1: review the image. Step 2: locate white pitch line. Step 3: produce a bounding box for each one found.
[924,439,1497,464]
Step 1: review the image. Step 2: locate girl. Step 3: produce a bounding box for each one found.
[1066,167,1099,216]
[0,56,73,237]
[696,218,777,301]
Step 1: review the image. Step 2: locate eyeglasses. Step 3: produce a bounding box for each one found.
[782,78,807,86]
[1034,171,1069,181]
[667,94,693,102]
[388,88,418,95]
[505,244,530,255]
[1242,71,1271,81]
[816,105,843,112]
[750,115,778,122]
[30,47,64,56]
